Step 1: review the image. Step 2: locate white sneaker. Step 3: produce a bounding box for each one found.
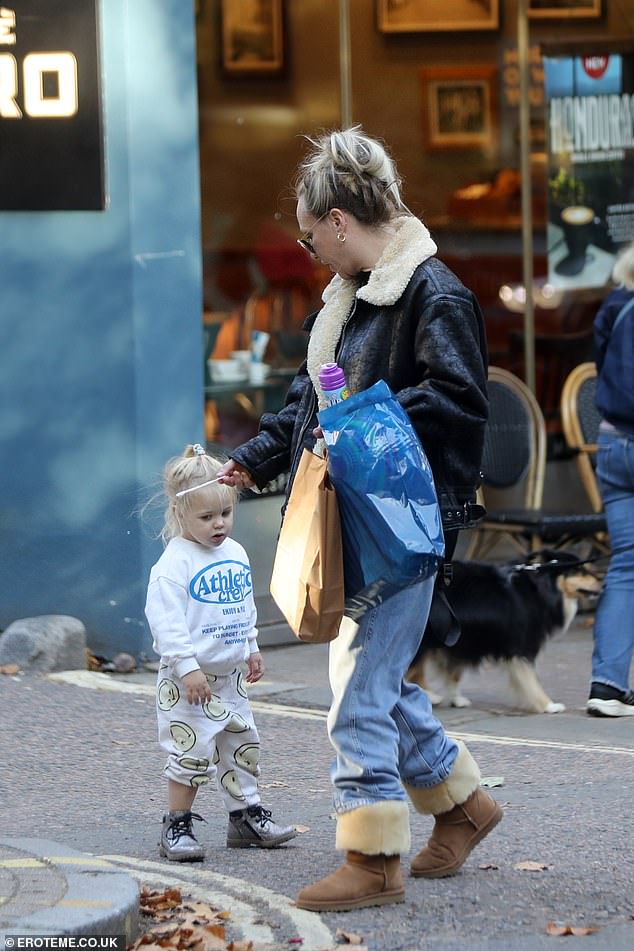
[587,683,634,717]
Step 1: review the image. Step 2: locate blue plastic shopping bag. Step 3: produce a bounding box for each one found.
[318,379,444,620]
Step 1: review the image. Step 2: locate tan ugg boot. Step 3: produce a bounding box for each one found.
[410,786,503,878]
[295,851,404,911]
[405,741,503,879]
[295,800,409,912]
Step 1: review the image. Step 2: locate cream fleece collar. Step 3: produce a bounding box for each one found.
[307,216,437,408]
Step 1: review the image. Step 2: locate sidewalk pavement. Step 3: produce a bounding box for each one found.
[0,839,138,942]
[1,613,633,948]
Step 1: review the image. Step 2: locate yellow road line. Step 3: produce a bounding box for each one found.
[0,859,46,868]
[59,899,113,908]
[0,856,113,869]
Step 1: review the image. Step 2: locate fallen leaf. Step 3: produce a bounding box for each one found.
[480,776,505,788]
[85,650,109,671]
[0,663,21,675]
[183,899,223,916]
[546,921,599,936]
[515,860,550,872]
[336,928,364,944]
[478,863,499,870]
[139,885,183,914]
[293,825,310,833]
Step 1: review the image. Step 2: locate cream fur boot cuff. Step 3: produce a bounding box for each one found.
[404,741,481,816]
[335,800,410,856]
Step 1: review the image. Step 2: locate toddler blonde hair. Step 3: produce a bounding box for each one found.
[161,444,239,545]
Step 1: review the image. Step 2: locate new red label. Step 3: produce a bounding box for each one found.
[582,56,609,80]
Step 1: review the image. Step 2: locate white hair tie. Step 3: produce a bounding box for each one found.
[192,443,206,456]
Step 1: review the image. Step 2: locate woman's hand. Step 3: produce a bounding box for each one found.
[181,669,213,705]
[217,459,255,489]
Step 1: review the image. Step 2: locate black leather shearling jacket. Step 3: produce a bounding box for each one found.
[232,255,488,515]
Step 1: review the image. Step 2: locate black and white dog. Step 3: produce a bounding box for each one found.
[408,552,601,714]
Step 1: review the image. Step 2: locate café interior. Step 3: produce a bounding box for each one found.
[196,1,631,472]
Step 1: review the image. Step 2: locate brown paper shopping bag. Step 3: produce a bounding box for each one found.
[270,448,344,643]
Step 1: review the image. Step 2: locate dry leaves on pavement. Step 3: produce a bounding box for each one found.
[0,663,21,675]
[514,860,551,871]
[131,886,233,950]
[132,886,320,951]
[546,921,599,936]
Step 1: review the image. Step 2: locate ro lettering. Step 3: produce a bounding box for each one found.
[0,51,79,119]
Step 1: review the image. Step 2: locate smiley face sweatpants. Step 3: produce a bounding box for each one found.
[156,665,261,812]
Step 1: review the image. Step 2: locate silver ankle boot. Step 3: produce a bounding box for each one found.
[160,810,205,861]
[227,804,296,849]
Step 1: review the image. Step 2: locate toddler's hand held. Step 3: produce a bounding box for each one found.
[246,651,264,683]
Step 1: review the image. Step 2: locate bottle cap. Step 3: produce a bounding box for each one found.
[319,362,346,391]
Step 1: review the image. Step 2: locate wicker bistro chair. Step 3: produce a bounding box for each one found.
[560,362,603,513]
[467,366,607,560]
[560,362,610,557]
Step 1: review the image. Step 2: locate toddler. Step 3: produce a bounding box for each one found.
[145,443,296,860]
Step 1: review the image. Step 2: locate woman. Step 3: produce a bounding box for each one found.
[219,127,502,911]
[587,241,634,718]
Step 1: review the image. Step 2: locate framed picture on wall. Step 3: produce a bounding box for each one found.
[221,0,284,75]
[378,0,499,32]
[528,0,601,17]
[420,66,496,150]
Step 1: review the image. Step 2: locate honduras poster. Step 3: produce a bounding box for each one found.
[544,52,634,289]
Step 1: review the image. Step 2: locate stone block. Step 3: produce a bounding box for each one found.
[0,615,87,672]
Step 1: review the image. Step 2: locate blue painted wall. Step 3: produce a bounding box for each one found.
[0,0,203,658]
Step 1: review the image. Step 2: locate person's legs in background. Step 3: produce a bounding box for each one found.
[588,430,634,717]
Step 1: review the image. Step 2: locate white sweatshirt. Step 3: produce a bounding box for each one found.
[145,536,259,680]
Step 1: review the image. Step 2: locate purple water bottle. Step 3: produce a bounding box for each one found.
[319,363,349,405]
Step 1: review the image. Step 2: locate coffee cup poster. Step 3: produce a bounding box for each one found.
[544,53,634,289]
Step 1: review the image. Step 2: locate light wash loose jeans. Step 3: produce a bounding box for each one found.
[327,576,458,814]
[592,428,634,692]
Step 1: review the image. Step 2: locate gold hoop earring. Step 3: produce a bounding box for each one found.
[337,232,346,242]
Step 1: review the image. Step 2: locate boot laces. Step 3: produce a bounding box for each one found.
[248,805,273,829]
[167,811,204,843]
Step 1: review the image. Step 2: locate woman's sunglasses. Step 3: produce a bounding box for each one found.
[297,235,317,256]
[297,210,330,256]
